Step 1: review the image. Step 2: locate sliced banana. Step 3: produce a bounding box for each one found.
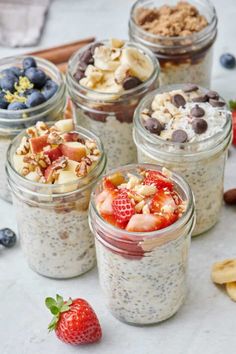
[120,47,153,81]
[226,282,236,301]
[211,259,236,284]
[94,46,120,71]
[110,38,125,49]
[87,71,122,101]
[114,64,130,84]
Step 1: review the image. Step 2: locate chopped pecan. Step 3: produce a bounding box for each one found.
[35,121,49,135]
[75,157,92,177]
[16,137,30,155]
[26,126,38,138]
[47,131,63,145]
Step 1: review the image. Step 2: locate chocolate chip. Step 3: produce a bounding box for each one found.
[171,94,186,108]
[78,49,93,71]
[209,99,225,107]
[184,84,199,93]
[122,76,142,90]
[74,69,85,82]
[192,95,208,103]
[190,104,205,117]
[171,129,188,143]
[144,117,163,135]
[206,91,219,100]
[224,189,236,205]
[192,118,208,134]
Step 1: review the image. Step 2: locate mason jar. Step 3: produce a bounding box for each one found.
[66,40,159,170]
[0,56,66,202]
[133,87,232,236]
[129,0,217,87]
[89,164,195,325]
[6,125,106,279]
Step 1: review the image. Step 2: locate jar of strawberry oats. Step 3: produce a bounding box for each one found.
[0,55,66,203]
[133,84,232,236]
[89,164,195,325]
[66,39,159,170]
[6,119,106,278]
[129,0,217,87]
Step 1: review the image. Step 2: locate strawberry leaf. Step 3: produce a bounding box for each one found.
[48,316,59,332]
[45,297,57,311]
[50,306,59,315]
[60,304,70,313]
[56,294,64,308]
[229,100,236,110]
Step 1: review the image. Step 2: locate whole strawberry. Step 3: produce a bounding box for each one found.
[45,294,102,345]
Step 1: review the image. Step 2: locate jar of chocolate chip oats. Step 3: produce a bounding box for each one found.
[66,39,159,170]
[133,84,232,236]
[0,56,66,202]
[129,0,218,87]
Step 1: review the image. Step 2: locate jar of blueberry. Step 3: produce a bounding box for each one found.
[0,56,66,202]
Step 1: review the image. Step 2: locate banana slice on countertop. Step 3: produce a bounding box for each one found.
[226,282,236,301]
[120,47,153,81]
[211,259,236,284]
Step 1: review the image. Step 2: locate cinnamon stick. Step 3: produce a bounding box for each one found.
[27,37,95,65]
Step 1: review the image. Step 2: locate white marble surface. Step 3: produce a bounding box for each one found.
[0,0,236,353]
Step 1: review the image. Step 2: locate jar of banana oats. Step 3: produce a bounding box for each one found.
[129,0,218,87]
[66,39,159,170]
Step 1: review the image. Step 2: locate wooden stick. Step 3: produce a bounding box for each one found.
[57,62,67,73]
[27,37,95,64]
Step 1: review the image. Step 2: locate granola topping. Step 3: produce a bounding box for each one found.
[135,1,208,37]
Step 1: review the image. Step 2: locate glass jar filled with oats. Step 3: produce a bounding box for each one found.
[129,0,217,87]
[0,55,66,202]
[6,119,106,278]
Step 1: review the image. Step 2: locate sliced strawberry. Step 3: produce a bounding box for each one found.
[150,189,176,214]
[99,192,115,215]
[112,190,135,224]
[143,170,174,190]
[44,146,62,162]
[103,177,116,191]
[63,132,80,142]
[126,214,167,232]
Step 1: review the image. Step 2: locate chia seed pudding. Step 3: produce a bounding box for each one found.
[129,0,217,87]
[66,39,159,170]
[133,84,232,235]
[6,119,106,278]
[0,55,66,202]
[89,164,195,324]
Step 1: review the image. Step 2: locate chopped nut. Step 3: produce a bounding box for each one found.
[135,200,145,212]
[126,174,142,189]
[134,184,157,196]
[142,204,150,214]
[16,136,30,155]
[35,121,49,135]
[47,131,63,145]
[26,127,38,138]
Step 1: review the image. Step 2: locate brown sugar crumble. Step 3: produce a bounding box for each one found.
[135,1,208,37]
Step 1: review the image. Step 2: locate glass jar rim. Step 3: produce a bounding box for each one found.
[129,0,218,49]
[6,123,107,197]
[134,84,232,155]
[0,55,65,123]
[66,39,160,102]
[89,163,194,239]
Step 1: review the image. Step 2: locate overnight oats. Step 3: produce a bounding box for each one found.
[6,119,106,278]
[133,84,232,235]
[129,0,217,86]
[89,164,195,324]
[0,55,66,202]
[66,39,159,169]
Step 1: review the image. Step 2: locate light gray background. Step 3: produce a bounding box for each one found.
[0,1,236,353]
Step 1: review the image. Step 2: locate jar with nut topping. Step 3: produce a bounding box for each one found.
[129,0,217,87]
[0,55,66,203]
[89,164,195,324]
[133,84,232,236]
[6,120,106,279]
[66,39,159,170]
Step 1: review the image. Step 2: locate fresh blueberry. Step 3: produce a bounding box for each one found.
[23,57,37,70]
[0,91,8,109]
[8,102,27,110]
[220,53,236,69]
[0,228,17,248]
[41,80,58,100]
[24,88,40,96]
[9,66,22,77]
[25,67,47,88]
[0,74,18,93]
[26,91,46,108]
[2,68,18,79]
